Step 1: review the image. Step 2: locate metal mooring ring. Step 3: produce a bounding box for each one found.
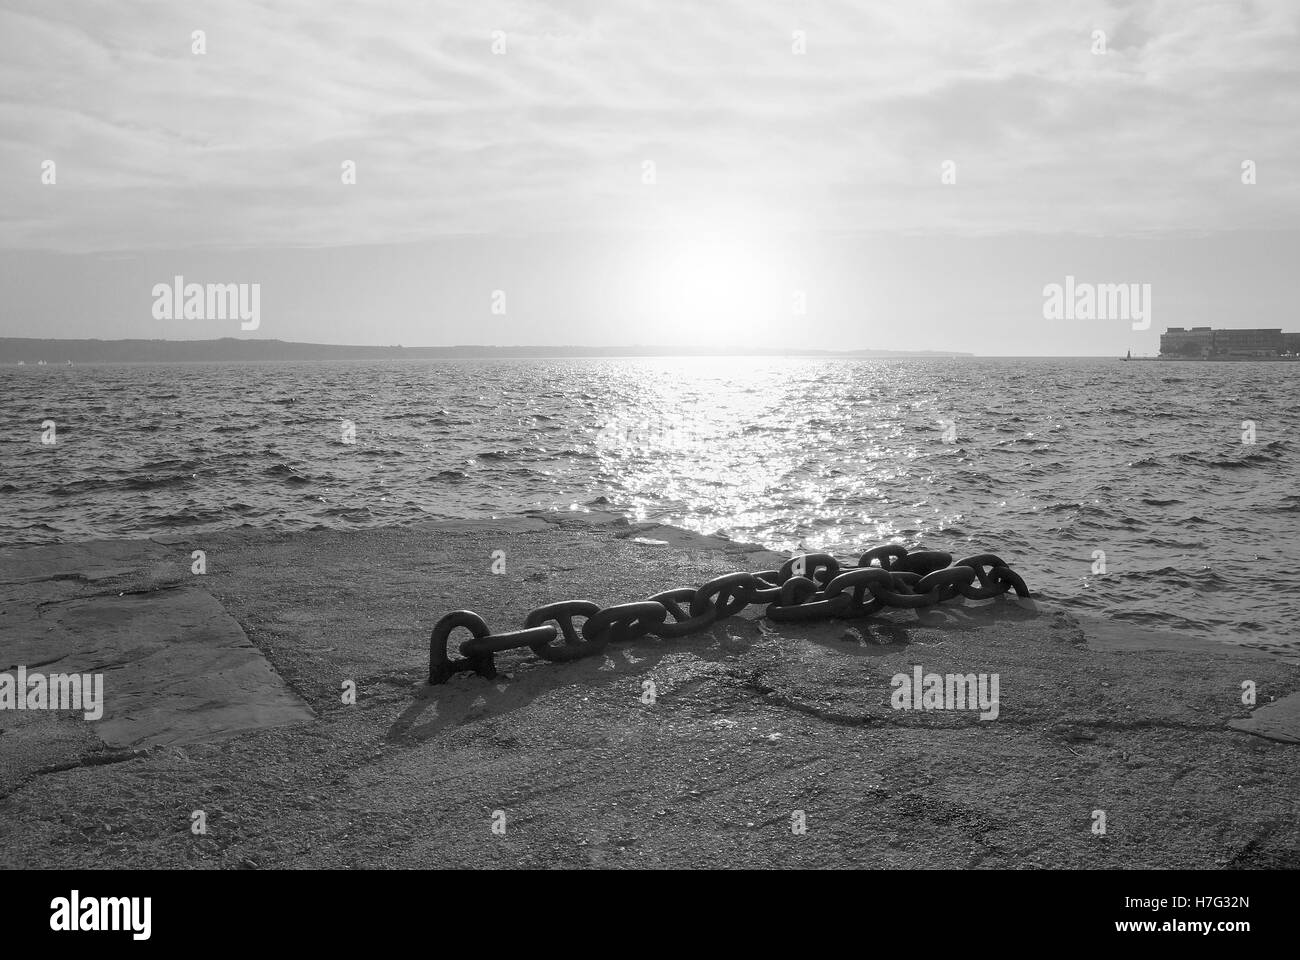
[524,600,603,661]
[691,572,756,620]
[777,553,840,586]
[990,566,1031,598]
[460,625,559,657]
[915,565,977,603]
[955,554,1014,599]
[868,571,938,609]
[766,592,851,621]
[748,571,783,603]
[824,567,892,616]
[429,610,497,684]
[891,550,953,576]
[648,587,717,637]
[857,544,908,570]
[584,601,668,644]
[825,567,892,596]
[778,576,819,606]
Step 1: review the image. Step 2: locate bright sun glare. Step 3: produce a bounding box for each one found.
[644,233,778,345]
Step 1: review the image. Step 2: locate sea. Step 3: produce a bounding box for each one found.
[2,357,1296,654]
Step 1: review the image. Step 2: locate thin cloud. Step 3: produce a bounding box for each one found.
[0,0,1296,253]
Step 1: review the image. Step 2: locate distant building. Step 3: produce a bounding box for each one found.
[1159,326,1214,357]
[1213,328,1283,356]
[1160,327,1288,357]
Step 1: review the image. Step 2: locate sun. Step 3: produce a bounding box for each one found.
[641,232,778,346]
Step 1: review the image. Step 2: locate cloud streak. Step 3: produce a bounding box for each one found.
[0,0,1296,253]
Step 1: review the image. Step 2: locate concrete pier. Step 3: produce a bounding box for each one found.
[2,513,1297,868]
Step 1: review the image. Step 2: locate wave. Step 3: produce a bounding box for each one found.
[49,474,197,495]
[263,463,312,484]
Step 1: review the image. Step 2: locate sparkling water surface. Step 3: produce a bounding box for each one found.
[2,357,1296,652]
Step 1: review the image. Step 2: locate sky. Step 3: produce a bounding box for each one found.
[0,0,1296,355]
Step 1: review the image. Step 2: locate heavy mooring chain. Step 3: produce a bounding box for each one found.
[428,546,1032,684]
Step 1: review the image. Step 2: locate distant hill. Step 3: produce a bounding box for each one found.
[0,338,972,363]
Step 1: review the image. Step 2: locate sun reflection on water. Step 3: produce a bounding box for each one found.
[590,357,928,553]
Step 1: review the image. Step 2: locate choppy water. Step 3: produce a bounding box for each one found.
[2,357,1297,652]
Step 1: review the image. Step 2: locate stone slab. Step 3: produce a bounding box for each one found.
[1,585,313,749]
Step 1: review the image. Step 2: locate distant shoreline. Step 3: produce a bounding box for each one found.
[8,338,1300,364]
[0,337,973,364]
[7,356,979,366]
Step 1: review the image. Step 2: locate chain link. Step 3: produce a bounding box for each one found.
[428,545,1032,683]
